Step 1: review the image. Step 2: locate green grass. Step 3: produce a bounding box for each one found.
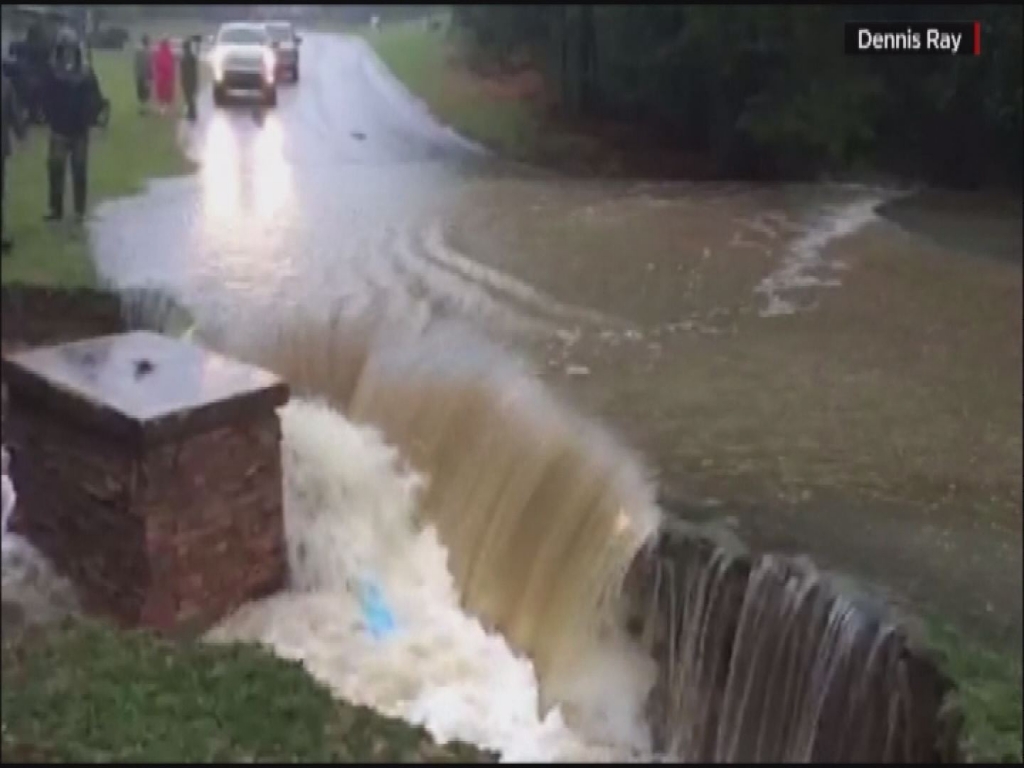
[923,617,1024,763]
[2,50,194,288]
[362,20,540,160]
[0,619,491,763]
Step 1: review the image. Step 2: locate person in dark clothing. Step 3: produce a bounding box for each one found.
[2,71,28,254]
[134,34,153,114]
[42,34,104,224]
[180,37,199,122]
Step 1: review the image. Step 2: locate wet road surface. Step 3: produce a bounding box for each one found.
[92,33,1022,649]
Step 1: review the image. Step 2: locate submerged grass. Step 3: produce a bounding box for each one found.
[0,618,491,763]
[2,50,193,288]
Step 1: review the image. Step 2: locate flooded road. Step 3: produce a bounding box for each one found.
[93,34,1022,650]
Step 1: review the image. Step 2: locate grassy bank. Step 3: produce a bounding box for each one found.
[364,19,538,158]
[362,20,704,177]
[1,619,489,763]
[923,618,1023,763]
[2,49,193,288]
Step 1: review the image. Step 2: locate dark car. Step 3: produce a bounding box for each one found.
[89,25,129,50]
[263,21,301,83]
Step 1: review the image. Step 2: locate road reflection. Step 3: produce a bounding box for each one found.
[200,110,294,223]
[201,112,241,222]
[253,113,292,216]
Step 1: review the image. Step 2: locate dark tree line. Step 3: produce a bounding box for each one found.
[452,4,1023,188]
[85,4,440,26]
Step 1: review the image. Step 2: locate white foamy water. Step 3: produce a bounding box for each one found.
[754,196,886,317]
[209,399,654,762]
[1,531,81,625]
[0,401,653,761]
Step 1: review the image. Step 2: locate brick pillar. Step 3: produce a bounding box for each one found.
[3,331,289,632]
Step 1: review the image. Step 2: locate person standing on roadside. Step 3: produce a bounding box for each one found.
[2,70,27,255]
[180,37,199,122]
[42,31,104,225]
[134,34,152,114]
[152,38,176,116]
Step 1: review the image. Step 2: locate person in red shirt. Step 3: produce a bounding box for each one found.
[152,39,176,116]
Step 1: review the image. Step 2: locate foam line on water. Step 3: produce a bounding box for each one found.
[753,195,888,317]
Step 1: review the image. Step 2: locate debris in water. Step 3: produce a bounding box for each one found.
[565,365,590,377]
[351,131,367,141]
[134,358,155,378]
[356,577,396,639]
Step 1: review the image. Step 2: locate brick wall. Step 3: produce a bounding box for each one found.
[6,400,286,634]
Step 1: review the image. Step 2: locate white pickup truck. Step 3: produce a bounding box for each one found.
[209,22,277,108]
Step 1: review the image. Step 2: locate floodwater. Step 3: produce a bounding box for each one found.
[90,30,1021,666]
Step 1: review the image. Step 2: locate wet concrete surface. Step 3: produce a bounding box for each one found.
[91,34,1022,649]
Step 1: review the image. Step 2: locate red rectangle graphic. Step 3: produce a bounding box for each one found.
[974,21,981,55]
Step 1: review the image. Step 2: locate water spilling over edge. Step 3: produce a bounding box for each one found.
[2,287,963,762]
[211,308,664,739]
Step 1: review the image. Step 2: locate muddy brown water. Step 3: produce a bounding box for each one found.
[89,34,1022,653]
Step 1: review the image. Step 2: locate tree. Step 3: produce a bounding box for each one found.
[453,4,1023,187]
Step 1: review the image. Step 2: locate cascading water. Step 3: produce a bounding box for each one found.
[1,289,962,762]
[208,310,664,757]
[210,306,962,763]
[625,520,962,763]
[208,398,656,761]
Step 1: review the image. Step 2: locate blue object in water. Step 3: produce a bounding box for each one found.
[357,578,396,640]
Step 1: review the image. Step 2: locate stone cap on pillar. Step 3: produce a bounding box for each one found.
[2,332,289,447]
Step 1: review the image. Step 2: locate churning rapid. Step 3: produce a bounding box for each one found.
[209,398,656,761]
[207,310,664,761]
